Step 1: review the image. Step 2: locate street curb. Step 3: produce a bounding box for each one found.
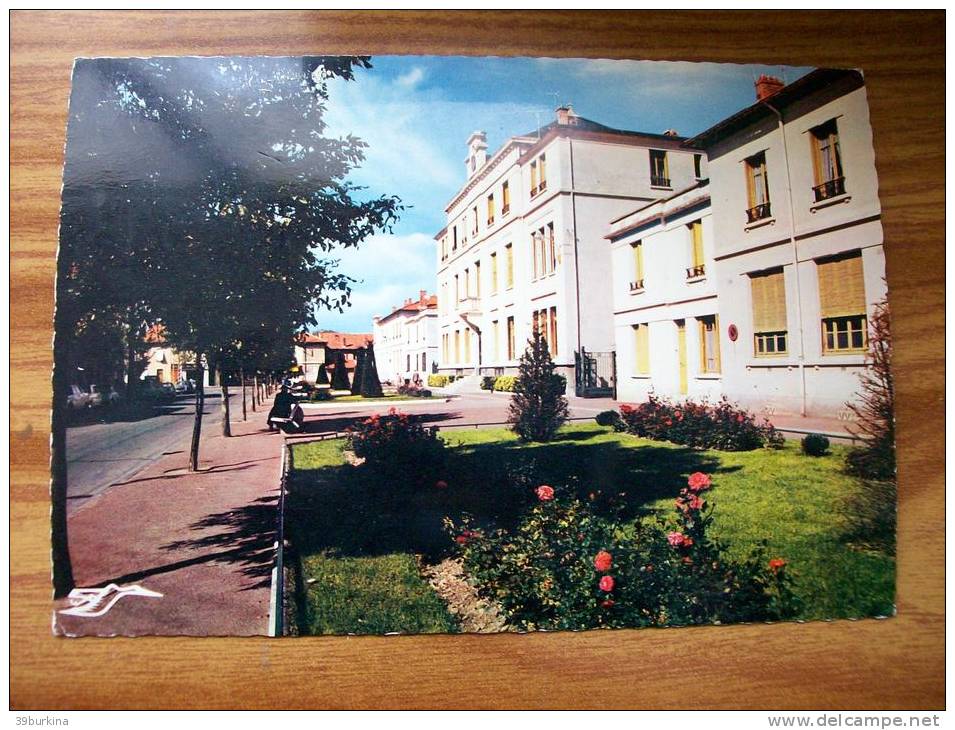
[267,440,290,638]
[299,397,454,410]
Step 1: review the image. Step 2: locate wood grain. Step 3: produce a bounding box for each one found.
[10,10,944,710]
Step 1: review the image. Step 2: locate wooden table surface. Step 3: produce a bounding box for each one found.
[10,10,945,710]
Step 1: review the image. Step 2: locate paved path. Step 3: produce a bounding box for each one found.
[65,392,233,514]
[55,418,286,637]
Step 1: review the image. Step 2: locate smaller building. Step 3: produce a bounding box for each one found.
[372,290,439,385]
[294,331,374,384]
[608,182,721,404]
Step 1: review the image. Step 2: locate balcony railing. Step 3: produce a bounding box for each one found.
[629,279,645,293]
[457,296,481,315]
[530,180,548,197]
[650,175,671,188]
[746,202,772,224]
[813,176,846,202]
[686,264,706,280]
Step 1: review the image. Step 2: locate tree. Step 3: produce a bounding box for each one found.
[842,298,896,552]
[360,344,383,397]
[317,363,330,386]
[330,351,351,390]
[507,330,569,442]
[350,347,365,395]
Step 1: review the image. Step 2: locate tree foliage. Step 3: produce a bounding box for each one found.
[507,330,569,442]
[360,344,384,398]
[330,351,351,390]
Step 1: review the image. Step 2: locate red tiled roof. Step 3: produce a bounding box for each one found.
[297,331,373,350]
[377,292,438,324]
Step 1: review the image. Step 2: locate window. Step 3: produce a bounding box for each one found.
[490,252,498,294]
[502,180,510,215]
[442,333,449,362]
[633,323,650,374]
[549,307,558,356]
[472,206,479,235]
[454,274,459,303]
[538,153,547,192]
[506,316,516,359]
[694,153,704,180]
[406,354,411,372]
[687,220,705,279]
[698,315,721,374]
[649,150,670,187]
[530,160,538,195]
[463,267,469,298]
[474,261,481,297]
[745,152,771,222]
[487,193,495,225]
[811,119,845,201]
[505,243,514,288]
[630,241,645,291]
[531,222,557,280]
[531,307,556,355]
[452,226,458,250]
[464,328,471,361]
[492,320,499,359]
[818,252,867,353]
[454,330,461,363]
[421,352,427,371]
[750,268,788,356]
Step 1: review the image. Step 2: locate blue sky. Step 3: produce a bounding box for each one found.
[318,56,812,332]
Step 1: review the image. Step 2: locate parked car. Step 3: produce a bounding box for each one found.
[64,384,91,411]
[88,384,122,408]
[161,382,176,397]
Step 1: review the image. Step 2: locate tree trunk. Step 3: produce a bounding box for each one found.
[241,367,248,421]
[51,306,75,598]
[251,374,257,412]
[221,370,232,437]
[125,325,138,404]
[189,363,205,472]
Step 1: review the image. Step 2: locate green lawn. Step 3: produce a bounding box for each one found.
[285,424,895,634]
[309,393,437,404]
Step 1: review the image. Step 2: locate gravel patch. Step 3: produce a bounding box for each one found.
[422,558,509,633]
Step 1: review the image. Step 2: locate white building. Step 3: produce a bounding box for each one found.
[608,182,722,404]
[685,69,886,418]
[372,291,439,385]
[435,106,704,390]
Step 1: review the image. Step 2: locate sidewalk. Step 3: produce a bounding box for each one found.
[54,418,286,637]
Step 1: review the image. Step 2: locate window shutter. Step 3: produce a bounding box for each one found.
[818,253,865,318]
[635,324,650,374]
[632,242,644,280]
[691,222,704,267]
[750,269,787,332]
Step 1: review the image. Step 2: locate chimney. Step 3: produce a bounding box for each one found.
[755,74,785,101]
[465,131,488,179]
[419,289,427,302]
[556,104,577,126]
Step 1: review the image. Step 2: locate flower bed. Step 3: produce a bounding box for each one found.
[618,394,784,451]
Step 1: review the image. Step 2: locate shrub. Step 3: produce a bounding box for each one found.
[595,410,622,429]
[428,374,449,388]
[350,348,365,396]
[801,433,830,457]
[618,394,781,451]
[345,408,445,488]
[397,383,431,398]
[506,331,569,442]
[360,344,383,398]
[493,375,517,392]
[480,376,497,391]
[450,472,795,631]
[329,351,350,390]
[309,388,332,401]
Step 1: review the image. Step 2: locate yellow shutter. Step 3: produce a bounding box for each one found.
[818,253,865,318]
[750,269,787,332]
[745,160,756,209]
[632,242,644,280]
[635,324,650,374]
[503,181,510,209]
[691,222,704,267]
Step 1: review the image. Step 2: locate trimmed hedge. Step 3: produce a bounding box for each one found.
[427,374,449,388]
[802,433,830,457]
[480,376,497,391]
[493,375,517,392]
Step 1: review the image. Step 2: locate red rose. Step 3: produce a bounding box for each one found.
[536,485,555,501]
[599,575,615,592]
[687,472,712,491]
[601,599,615,609]
[737,414,745,423]
[665,419,673,426]
[667,532,693,548]
[435,480,448,489]
[769,557,787,573]
[455,535,468,544]
[688,495,705,511]
[593,551,613,572]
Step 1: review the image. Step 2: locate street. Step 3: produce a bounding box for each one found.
[66,390,235,514]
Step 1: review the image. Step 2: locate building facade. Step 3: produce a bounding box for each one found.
[686,69,886,418]
[372,291,439,385]
[434,107,704,387]
[608,183,722,404]
[293,331,373,384]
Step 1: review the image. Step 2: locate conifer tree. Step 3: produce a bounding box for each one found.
[507,329,569,441]
[360,344,383,397]
[317,363,329,385]
[330,350,351,390]
[350,347,366,395]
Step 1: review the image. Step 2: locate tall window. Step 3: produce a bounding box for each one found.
[454,274,459,303]
[745,152,771,222]
[464,328,471,361]
[490,252,498,294]
[472,206,479,235]
[505,243,514,288]
[531,223,557,280]
[452,225,458,250]
[694,153,703,180]
[649,150,670,187]
[750,268,788,356]
[811,119,845,201]
[538,153,547,192]
[492,320,499,359]
[817,251,867,353]
[530,160,538,195]
[487,193,495,225]
[463,268,469,298]
[442,333,449,362]
[633,323,650,374]
[698,315,721,374]
[454,330,461,363]
[474,261,481,297]
[502,180,510,214]
[531,308,556,355]
[630,241,645,291]
[506,316,516,359]
[549,307,558,356]
[687,220,705,279]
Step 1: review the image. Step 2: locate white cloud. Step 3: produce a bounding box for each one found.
[395,66,426,89]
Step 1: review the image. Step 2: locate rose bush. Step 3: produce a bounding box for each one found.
[618,394,784,451]
[449,472,796,630]
[345,408,446,490]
